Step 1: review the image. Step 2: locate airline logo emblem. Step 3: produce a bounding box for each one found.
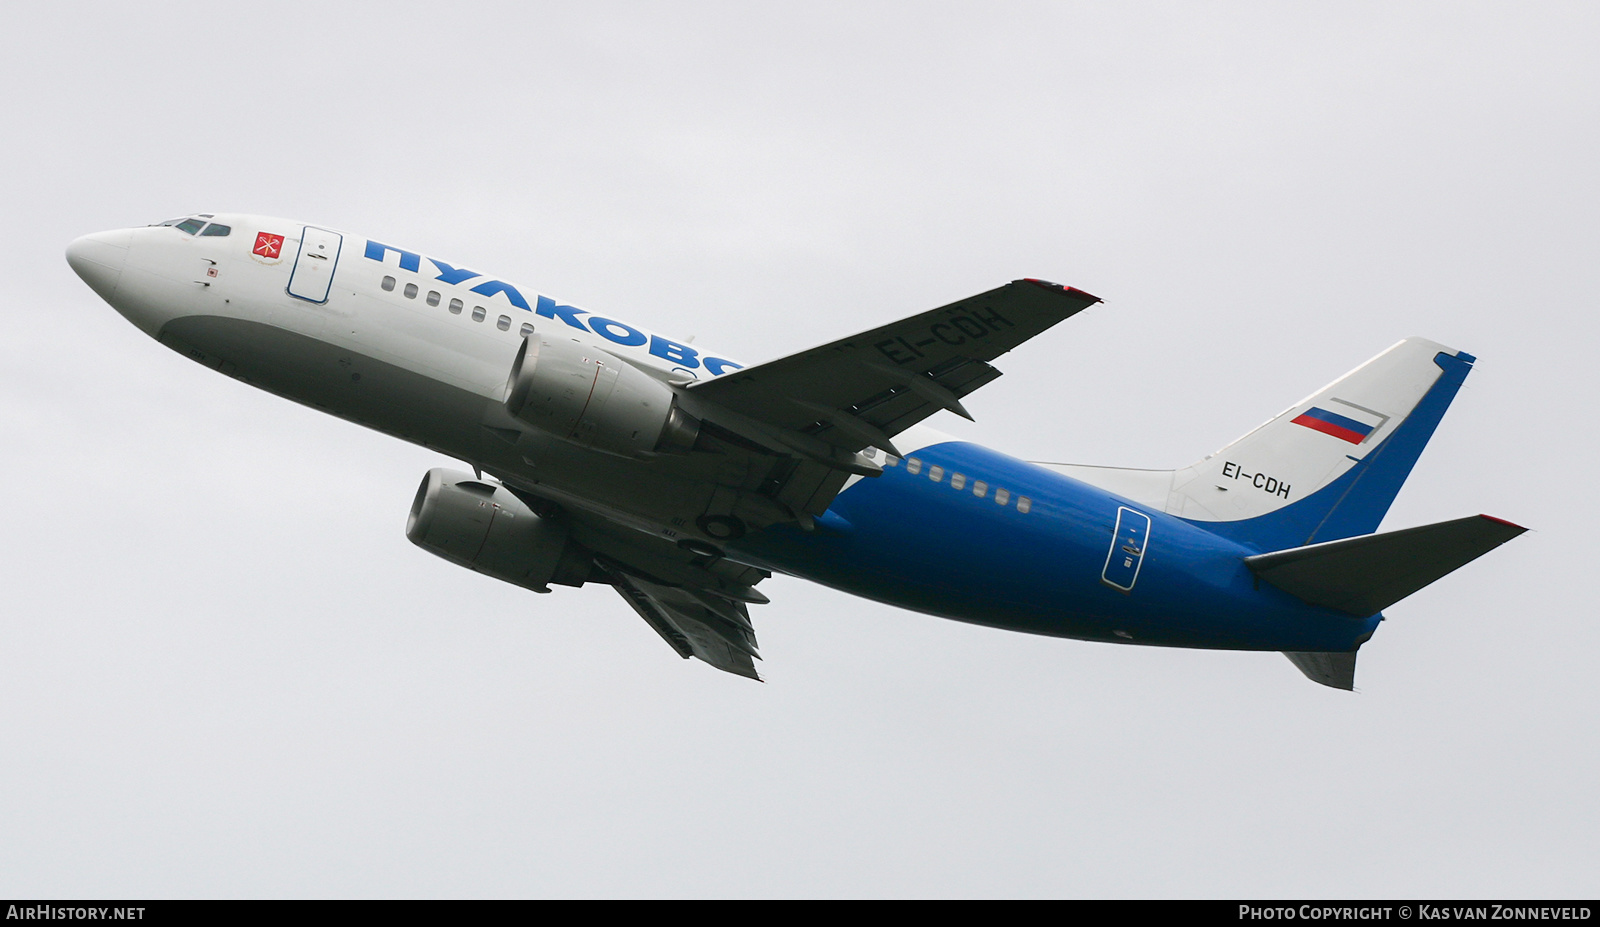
[1292,406,1377,444]
[253,231,285,259]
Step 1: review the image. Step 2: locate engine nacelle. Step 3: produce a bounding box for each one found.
[504,331,698,457]
[406,468,589,592]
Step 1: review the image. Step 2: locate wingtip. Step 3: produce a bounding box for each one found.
[1020,278,1102,303]
[1479,514,1529,533]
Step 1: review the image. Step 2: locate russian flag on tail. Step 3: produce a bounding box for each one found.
[1292,406,1375,444]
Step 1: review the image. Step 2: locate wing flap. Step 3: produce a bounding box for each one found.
[603,565,763,681]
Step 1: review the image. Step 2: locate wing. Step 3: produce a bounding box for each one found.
[604,566,763,680]
[490,280,1098,680]
[509,495,772,681]
[683,279,1100,463]
[619,278,1099,527]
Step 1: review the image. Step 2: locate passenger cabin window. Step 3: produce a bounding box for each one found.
[426,290,441,307]
[471,306,486,322]
[950,473,966,490]
[928,465,944,483]
[520,322,534,337]
[994,488,1011,506]
[1016,497,1032,514]
[905,457,922,475]
[497,315,512,331]
[972,480,987,499]
[403,283,418,299]
[381,276,396,291]
[199,223,231,237]
[884,455,900,467]
[448,298,463,315]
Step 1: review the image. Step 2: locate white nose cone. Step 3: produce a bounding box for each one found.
[66,229,131,301]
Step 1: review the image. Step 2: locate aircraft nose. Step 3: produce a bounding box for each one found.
[66,229,132,301]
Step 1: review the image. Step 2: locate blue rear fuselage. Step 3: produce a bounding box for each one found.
[733,441,1380,653]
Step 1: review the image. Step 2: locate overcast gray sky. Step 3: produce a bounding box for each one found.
[2,1,1596,898]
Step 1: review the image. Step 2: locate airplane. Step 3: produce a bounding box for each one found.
[65,213,1526,689]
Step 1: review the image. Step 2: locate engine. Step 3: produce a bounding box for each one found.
[406,468,590,592]
[503,331,699,457]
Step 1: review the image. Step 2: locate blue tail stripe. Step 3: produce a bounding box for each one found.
[1183,351,1474,551]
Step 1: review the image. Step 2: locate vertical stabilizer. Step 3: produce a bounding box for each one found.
[1165,338,1474,550]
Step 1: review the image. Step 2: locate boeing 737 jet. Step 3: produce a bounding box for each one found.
[66,213,1525,689]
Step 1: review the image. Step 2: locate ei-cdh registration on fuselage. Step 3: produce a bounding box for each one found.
[66,214,1525,690]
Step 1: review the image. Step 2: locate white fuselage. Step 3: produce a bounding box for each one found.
[66,214,949,545]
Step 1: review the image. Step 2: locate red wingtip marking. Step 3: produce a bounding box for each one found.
[1480,514,1528,530]
[1021,278,1102,302]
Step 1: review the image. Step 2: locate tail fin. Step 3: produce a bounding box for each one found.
[1166,338,1475,550]
[1037,338,1478,550]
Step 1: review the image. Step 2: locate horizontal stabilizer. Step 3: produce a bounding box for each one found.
[1283,651,1358,690]
[1246,515,1527,616]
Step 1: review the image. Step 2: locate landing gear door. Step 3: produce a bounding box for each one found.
[287,226,343,304]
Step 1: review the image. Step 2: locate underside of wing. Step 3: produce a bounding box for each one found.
[504,492,772,680]
[603,564,763,680]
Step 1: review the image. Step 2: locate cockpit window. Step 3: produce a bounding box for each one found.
[199,223,231,237]
[153,216,214,235]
